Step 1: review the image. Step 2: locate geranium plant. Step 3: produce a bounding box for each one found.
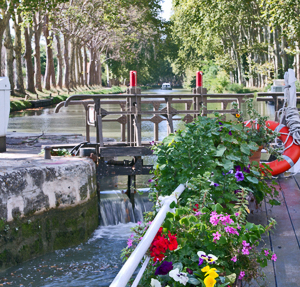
[121,111,280,286]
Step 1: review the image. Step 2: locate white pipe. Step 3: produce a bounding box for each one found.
[131,256,150,287]
[110,184,185,287]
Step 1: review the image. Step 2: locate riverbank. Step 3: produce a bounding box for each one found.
[10,86,125,112]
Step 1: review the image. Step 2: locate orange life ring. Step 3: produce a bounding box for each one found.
[244,120,300,176]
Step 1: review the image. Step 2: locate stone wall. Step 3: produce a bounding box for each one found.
[0,157,98,270]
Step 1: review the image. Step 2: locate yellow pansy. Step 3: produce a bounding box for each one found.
[201,265,210,273]
[204,275,217,287]
[205,269,219,279]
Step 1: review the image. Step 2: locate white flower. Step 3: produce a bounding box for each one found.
[150,278,162,287]
[169,268,189,285]
[197,251,218,263]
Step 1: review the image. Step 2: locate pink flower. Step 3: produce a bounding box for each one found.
[130,233,134,238]
[264,250,269,256]
[235,212,239,217]
[224,226,239,236]
[271,254,277,261]
[231,256,237,262]
[127,239,133,247]
[237,224,241,230]
[195,211,202,216]
[242,247,249,255]
[213,231,221,242]
[137,221,142,225]
[139,237,143,240]
[242,240,250,247]
[210,215,220,226]
[238,271,245,280]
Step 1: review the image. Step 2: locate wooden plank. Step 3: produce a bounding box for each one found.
[264,180,300,286]
[248,200,276,287]
[96,164,152,177]
[99,146,153,157]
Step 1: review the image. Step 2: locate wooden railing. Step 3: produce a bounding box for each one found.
[55,93,254,147]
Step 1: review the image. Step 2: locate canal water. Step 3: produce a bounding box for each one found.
[2,89,276,286]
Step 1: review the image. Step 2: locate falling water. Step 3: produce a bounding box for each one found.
[99,189,153,226]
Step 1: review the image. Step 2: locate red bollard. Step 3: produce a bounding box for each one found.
[196,71,203,87]
[130,71,137,87]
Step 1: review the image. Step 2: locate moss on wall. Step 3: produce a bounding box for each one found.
[0,197,98,271]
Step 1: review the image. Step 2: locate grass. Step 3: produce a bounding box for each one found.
[10,85,125,112]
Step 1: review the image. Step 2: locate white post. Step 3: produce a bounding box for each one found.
[0,77,11,152]
[110,184,185,287]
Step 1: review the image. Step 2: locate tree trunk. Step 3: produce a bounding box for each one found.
[33,12,42,91]
[296,43,300,81]
[281,29,288,75]
[43,15,56,90]
[24,25,36,93]
[69,39,76,89]
[4,18,14,94]
[78,45,84,86]
[63,34,69,90]
[14,12,25,94]
[88,48,95,85]
[0,13,10,75]
[83,46,88,86]
[55,34,63,89]
[273,27,281,78]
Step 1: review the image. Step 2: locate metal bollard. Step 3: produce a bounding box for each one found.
[44,146,52,159]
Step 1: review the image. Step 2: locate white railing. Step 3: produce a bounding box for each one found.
[110,184,186,287]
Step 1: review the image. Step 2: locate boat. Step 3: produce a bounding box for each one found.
[269,79,285,93]
[161,83,172,90]
[267,79,285,105]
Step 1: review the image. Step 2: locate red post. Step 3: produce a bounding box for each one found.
[130,71,137,87]
[196,71,203,87]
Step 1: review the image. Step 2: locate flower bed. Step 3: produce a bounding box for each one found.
[122,105,280,287]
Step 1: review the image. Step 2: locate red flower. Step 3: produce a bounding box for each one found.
[150,228,178,261]
[168,231,178,251]
[193,203,199,211]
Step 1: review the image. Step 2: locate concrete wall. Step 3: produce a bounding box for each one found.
[0,157,98,270]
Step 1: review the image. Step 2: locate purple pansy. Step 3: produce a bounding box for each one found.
[218,122,223,125]
[155,261,173,275]
[228,131,232,135]
[198,258,204,266]
[235,171,244,182]
[235,165,241,171]
[214,183,220,187]
[243,166,250,173]
[186,268,193,274]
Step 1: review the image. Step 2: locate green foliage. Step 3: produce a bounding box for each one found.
[124,202,277,286]
[151,112,278,208]
[10,100,32,112]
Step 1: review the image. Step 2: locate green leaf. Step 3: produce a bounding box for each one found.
[226,154,241,161]
[166,211,175,219]
[180,217,189,226]
[225,273,237,283]
[214,203,223,213]
[215,145,227,157]
[269,199,281,206]
[246,176,259,184]
[163,219,172,230]
[170,201,176,209]
[240,143,251,155]
[189,215,198,223]
[188,277,201,285]
[222,159,234,170]
[173,262,183,271]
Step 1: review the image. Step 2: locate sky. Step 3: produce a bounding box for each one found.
[161,0,172,20]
